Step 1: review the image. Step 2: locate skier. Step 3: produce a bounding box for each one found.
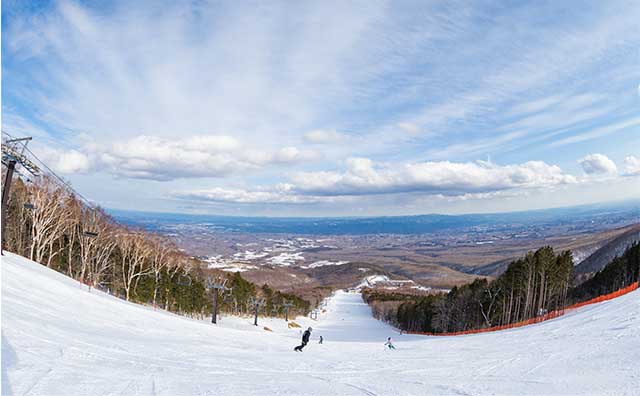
[319,335,323,344]
[384,337,396,350]
[294,327,312,352]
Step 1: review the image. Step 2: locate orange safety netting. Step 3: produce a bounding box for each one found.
[405,281,639,337]
[565,281,638,310]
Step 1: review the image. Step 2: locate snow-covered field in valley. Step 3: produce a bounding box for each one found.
[2,252,639,395]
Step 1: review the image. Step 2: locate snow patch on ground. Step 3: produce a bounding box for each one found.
[300,260,349,269]
[233,250,269,260]
[201,237,345,270]
[353,274,389,290]
[266,252,305,266]
[222,265,258,273]
[572,245,601,264]
[203,255,258,272]
[354,275,418,290]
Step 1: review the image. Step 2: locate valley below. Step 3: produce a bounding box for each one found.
[113,202,640,296]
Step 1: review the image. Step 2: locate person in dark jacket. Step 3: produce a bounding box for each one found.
[294,327,312,352]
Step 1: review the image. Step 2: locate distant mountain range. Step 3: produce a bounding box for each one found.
[110,200,640,235]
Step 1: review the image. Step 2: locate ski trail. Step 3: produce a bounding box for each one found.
[2,252,639,395]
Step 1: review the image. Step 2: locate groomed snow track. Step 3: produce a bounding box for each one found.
[2,252,639,395]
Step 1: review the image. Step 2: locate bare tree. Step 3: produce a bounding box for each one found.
[81,208,118,289]
[116,230,153,301]
[28,177,72,265]
[479,284,501,327]
[149,235,174,306]
[4,177,31,256]
[64,196,83,279]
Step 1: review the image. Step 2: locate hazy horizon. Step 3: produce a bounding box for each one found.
[109,197,640,221]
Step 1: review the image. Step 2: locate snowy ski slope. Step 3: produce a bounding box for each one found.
[2,251,639,395]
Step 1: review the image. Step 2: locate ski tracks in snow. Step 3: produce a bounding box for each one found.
[2,253,640,396]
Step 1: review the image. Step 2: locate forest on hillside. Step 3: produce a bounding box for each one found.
[570,242,640,301]
[2,175,310,320]
[364,243,640,333]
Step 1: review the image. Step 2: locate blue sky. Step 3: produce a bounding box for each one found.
[2,0,639,216]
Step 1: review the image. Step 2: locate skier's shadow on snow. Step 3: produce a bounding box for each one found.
[1,335,17,396]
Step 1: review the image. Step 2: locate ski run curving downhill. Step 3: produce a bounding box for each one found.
[2,252,639,395]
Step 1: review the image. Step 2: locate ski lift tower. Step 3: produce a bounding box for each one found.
[270,304,280,317]
[249,297,266,326]
[207,276,229,324]
[2,135,41,255]
[282,300,294,322]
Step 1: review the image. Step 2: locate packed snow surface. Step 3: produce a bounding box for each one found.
[2,252,639,395]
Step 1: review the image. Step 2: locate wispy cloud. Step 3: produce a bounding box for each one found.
[303,129,347,144]
[171,186,322,205]
[2,0,639,215]
[549,116,640,148]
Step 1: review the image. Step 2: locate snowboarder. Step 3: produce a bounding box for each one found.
[294,327,312,352]
[319,335,323,344]
[384,337,396,350]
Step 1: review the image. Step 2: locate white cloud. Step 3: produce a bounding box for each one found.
[291,158,576,196]
[172,185,334,205]
[579,154,618,175]
[98,135,248,180]
[35,147,92,174]
[272,146,319,163]
[180,136,240,152]
[55,150,92,174]
[397,122,420,135]
[173,158,578,204]
[173,187,303,204]
[303,129,346,144]
[46,135,314,181]
[624,156,640,176]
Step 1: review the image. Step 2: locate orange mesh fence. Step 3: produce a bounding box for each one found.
[405,281,638,337]
[565,281,638,310]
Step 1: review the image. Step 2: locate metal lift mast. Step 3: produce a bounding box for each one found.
[1,135,41,255]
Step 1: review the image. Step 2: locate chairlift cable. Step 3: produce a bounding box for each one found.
[2,130,96,210]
